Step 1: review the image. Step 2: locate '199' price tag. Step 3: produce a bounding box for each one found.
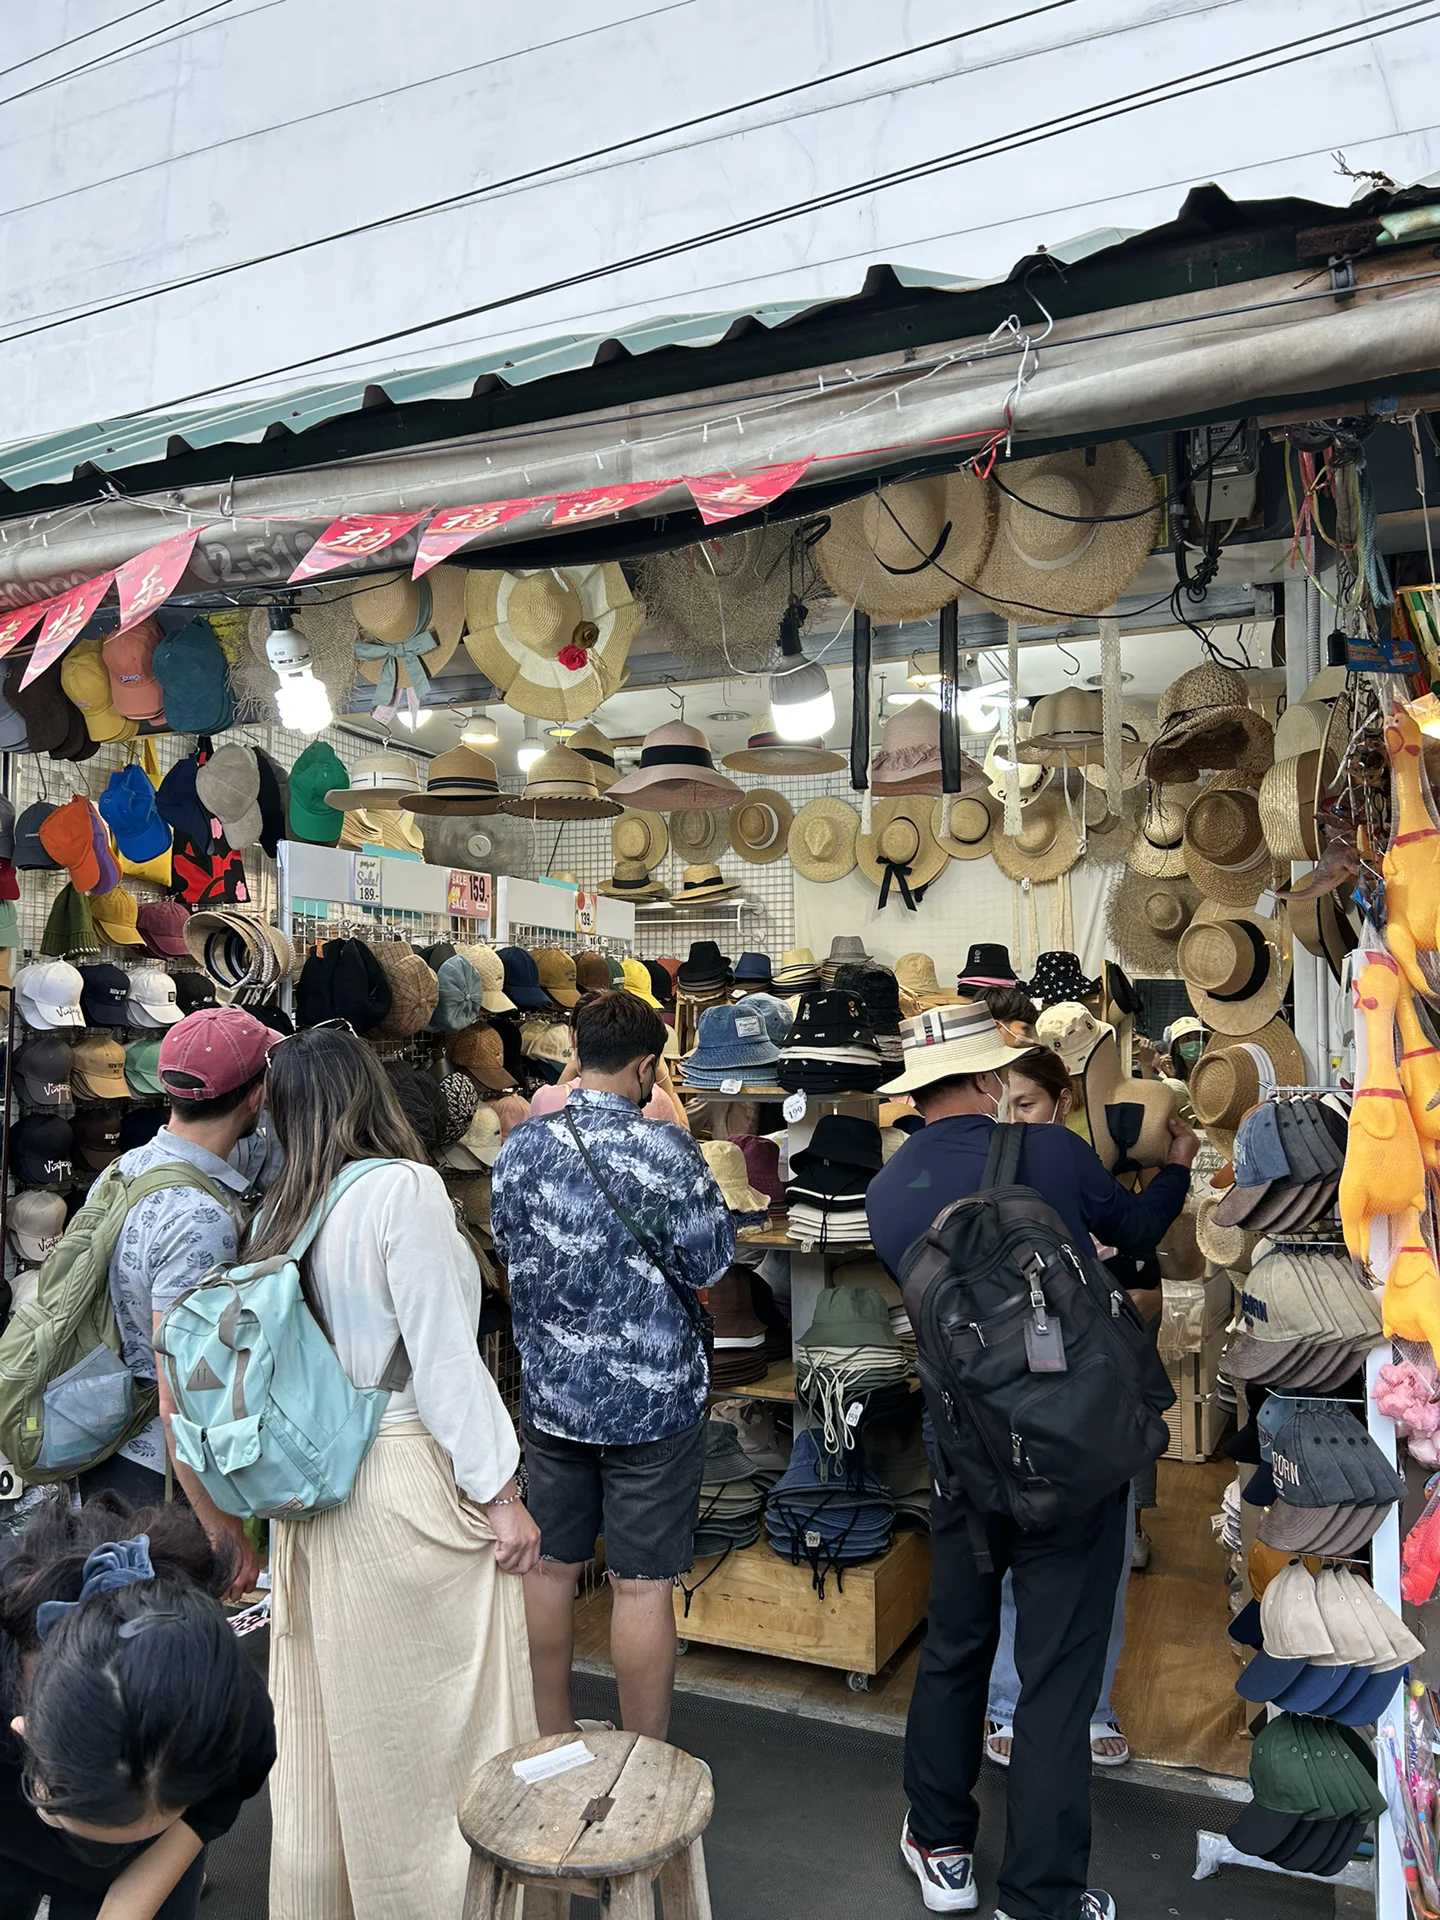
[783,1092,808,1124]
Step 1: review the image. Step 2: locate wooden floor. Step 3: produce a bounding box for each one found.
[575,1458,1250,1777]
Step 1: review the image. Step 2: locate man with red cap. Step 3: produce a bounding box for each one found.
[79,1006,275,1595]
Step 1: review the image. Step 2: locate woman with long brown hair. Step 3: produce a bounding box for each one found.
[257,1025,537,1920]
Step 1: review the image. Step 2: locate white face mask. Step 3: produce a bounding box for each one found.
[980,1073,1010,1123]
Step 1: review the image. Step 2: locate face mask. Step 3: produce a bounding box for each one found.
[981,1074,1010,1123]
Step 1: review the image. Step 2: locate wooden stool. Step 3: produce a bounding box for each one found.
[460,1730,714,1919]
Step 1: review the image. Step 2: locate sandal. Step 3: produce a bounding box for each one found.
[1089,1719,1130,1767]
[984,1720,1014,1768]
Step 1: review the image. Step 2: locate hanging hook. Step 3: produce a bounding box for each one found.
[1054,639,1082,679]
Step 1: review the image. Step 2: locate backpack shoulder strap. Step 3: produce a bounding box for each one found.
[121,1163,247,1222]
[979,1122,1024,1192]
[286,1157,399,1263]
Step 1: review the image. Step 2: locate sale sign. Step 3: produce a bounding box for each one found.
[412,500,538,577]
[21,572,115,687]
[685,459,812,525]
[113,526,205,635]
[289,511,426,583]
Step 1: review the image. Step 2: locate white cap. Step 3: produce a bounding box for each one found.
[125,968,182,1028]
[15,960,84,1031]
[9,1188,66,1264]
[443,1103,502,1171]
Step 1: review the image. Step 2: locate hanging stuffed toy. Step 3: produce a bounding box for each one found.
[1396,977,1440,1177]
[1381,1208,1440,1359]
[1382,701,1440,999]
[1340,952,1427,1259]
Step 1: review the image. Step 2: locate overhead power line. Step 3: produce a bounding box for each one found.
[0,0,173,85]
[88,2,1435,428]
[0,0,234,112]
[0,0,1078,344]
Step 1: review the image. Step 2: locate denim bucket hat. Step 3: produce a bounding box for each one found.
[686,1004,781,1074]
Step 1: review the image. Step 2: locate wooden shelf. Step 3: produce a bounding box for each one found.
[710,1359,795,1403]
[736,1221,793,1247]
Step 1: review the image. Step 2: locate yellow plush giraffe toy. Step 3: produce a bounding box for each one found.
[1382,1207,1440,1357]
[1383,701,1440,999]
[1341,953,1427,1259]
[1397,978,1440,1177]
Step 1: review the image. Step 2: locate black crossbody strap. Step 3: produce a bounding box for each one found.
[558,1107,708,1336]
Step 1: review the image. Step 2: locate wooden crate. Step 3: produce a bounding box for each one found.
[1164,1332,1233,1462]
[673,1532,930,1677]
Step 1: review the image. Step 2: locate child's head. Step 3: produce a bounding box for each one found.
[1,1494,252,1843]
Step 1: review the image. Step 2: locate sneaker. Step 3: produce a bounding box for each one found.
[1081,1894,1117,1919]
[1130,1528,1152,1571]
[900,1816,979,1912]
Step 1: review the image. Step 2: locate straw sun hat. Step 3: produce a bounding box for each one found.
[721,731,846,775]
[1105,868,1200,974]
[464,563,639,722]
[352,566,466,704]
[611,809,669,871]
[500,745,622,821]
[933,792,996,860]
[788,796,860,882]
[1177,902,1291,1035]
[857,797,950,897]
[1016,689,1148,772]
[1125,785,1199,878]
[1146,662,1275,785]
[1182,780,1281,908]
[636,525,796,676]
[816,471,997,622]
[728,789,794,865]
[601,859,668,902]
[671,807,729,863]
[991,788,1081,885]
[1189,1021,1306,1133]
[1258,749,1328,862]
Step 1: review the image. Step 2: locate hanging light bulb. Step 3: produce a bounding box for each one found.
[463,705,500,748]
[393,706,431,731]
[265,605,333,736]
[515,716,544,773]
[769,598,836,743]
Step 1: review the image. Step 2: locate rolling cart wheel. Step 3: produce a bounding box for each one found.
[846,1670,871,1693]
[675,1638,691,1656]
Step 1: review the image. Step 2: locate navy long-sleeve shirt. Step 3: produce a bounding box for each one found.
[866,1115,1189,1283]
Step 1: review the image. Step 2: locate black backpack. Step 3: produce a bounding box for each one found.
[899,1125,1174,1545]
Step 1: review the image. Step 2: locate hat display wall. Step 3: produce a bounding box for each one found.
[606,721,742,812]
[933,792,996,860]
[871,701,984,798]
[636,525,795,676]
[352,565,465,708]
[1105,868,1201,974]
[611,809,669,870]
[236,594,360,725]
[816,471,997,622]
[1189,1023,1307,1133]
[1179,903,1291,1035]
[721,731,845,775]
[464,563,638,721]
[401,746,505,815]
[1147,662,1275,785]
[965,442,1162,621]
[1182,780,1277,908]
[991,788,1081,885]
[500,744,622,820]
[788,796,859,883]
[856,797,949,902]
[671,806,729,863]
[729,789,794,865]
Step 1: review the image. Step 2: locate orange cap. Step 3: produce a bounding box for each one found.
[38,796,101,891]
[102,619,165,721]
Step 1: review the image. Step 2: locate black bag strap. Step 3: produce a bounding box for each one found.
[556,1107,709,1337]
[980,1121,1025,1192]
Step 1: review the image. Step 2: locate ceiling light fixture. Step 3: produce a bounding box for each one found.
[463,705,500,748]
[515,716,544,773]
[769,602,835,743]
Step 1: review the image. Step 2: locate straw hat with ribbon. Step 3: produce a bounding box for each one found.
[352,566,466,716]
[1178,902,1291,1035]
[1017,689,1146,772]
[499,745,622,821]
[464,563,639,722]
[236,594,360,725]
[1125,786,1197,878]
[675,863,738,905]
[728,789,794,865]
[636,525,795,675]
[611,809,669,871]
[1105,868,1200,974]
[1084,1029,1181,1173]
[933,792,996,861]
[1082,701,1155,792]
[606,721,742,812]
[1290,890,1357,985]
[871,701,985,798]
[991,788,1081,885]
[1189,1022,1306,1134]
[600,858,669,902]
[1259,748,1329,863]
[565,722,620,792]
[816,472,997,622]
[857,797,950,908]
[721,731,845,775]
[788,796,860,883]
[1146,662,1275,785]
[1182,780,1277,908]
[965,442,1162,621]
[400,746,505,816]
[671,806,729,863]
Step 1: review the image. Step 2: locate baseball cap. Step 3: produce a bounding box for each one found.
[254,750,288,859]
[288,740,347,846]
[38,797,102,893]
[73,1034,131,1102]
[173,970,217,1015]
[98,763,172,864]
[123,1036,165,1097]
[8,1187,66,1264]
[75,963,130,1028]
[446,1025,515,1094]
[16,1036,75,1113]
[155,752,213,852]
[126,969,182,1028]
[534,948,580,1008]
[13,801,58,871]
[0,795,14,862]
[460,944,514,1014]
[158,1006,274,1100]
[442,1102,502,1171]
[5,658,73,753]
[432,954,483,1032]
[40,884,98,959]
[9,1115,75,1189]
[73,1105,124,1171]
[89,886,144,947]
[0,687,29,750]
[102,619,165,720]
[136,899,191,959]
[152,617,234,733]
[61,636,139,743]
[196,744,262,849]
[15,960,84,1031]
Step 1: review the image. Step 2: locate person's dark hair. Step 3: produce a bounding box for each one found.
[384,1062,445,1161]
[575,990,667,1075]
[1008,1046,1073,1106]
[981,987,1039,1028]
[166,1068,265,1126]
[914,1072,988,1112]
[0,1493,250,1829]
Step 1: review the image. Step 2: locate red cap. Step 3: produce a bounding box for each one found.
[158,1007,273,1100]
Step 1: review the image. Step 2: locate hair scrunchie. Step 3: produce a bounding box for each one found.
[35,1535,154,1642]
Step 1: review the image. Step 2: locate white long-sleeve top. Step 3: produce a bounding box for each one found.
[306,1159,519,1503]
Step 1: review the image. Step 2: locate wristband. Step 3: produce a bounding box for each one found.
[484,1493,523,1509]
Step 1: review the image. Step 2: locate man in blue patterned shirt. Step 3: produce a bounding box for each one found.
[493,990,734,1739]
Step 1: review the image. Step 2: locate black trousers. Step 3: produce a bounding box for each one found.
[4,1849,204,1920]
[904,1487,1128,1920]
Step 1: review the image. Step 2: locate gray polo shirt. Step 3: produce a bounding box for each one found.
[109,1127,270,1470]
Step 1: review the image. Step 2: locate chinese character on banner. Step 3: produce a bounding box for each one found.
[685,459,813,525]
[0,602,47,664]
[548,479,673,527]
[21,573,115,688]
[289,511,427,584]
[113,526,206,635]
[412,500,537,577]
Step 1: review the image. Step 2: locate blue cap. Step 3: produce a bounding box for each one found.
[156,752,213,852]
[1328,1665,1404,1726]
[153,617,234,734]
[1228,1598,1263,1650]
[1236,1650,1311,1704]
[1233,1103,1291,1187]
[98,764,172,863]
[1269,1662,1357,1715]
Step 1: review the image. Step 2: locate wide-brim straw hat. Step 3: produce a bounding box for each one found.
[788,797,860,882]
[721,731,846,775]
[500,745,622,820]
[1083,1029,1180,1173]
[1075,781,1139,863]
[1017,689,1147,772]
[565,722,620,792]
[612,809,669,870]
[965,442,1162,622]
[934,792,996,860]
[1105,868,1201,973]
[673,807,732,864]
[991,789,1081,885]
[856,797,950,894]
[675,863,739,904]
[1195,1192,1259,1270]
[1082,702,1156,791]
[728,788,794,865]
[1259,749,1328,862]
[1125,786,1198,878]
[982,727,1050,802]
[353,565,466,698]
[235,593,360,724]
[1182,780,1275,908]
[401,746,505,815]
[1189,1020,1306,1132]
[636,525,795,676]
[817,471,997,622]
[871,700,985,798]
[881,1001,1029,1096]
[464,563,639,722]
[1178,902,1291,1035]
[1290,890,1356,985]
[1147,662,1275,785]
[601,859,669,901]
[607,721,742,812]
[325,751,423,811]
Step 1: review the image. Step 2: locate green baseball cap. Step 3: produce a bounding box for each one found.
[1251,1714,1386,1820]
[604,954,625,987]
[288,741,348,846]
[42,883,97,958]
[124,1037,165,1098]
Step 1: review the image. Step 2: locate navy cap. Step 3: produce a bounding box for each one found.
[1226,1802,1308,1862]
[499,945,554,1011]
[1243,1460,1279,1507]
[78,962,131,1027]
[1228,1598,1263,1649]
[156,751,214,852]
[1329,1665,1404,1726]
[1269,1661,1357,1715]
[1235,1649,1310,1703]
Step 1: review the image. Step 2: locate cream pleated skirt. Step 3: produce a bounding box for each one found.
[268,1423,536,1920]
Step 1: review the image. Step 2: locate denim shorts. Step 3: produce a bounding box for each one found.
[524,1419,706,1579]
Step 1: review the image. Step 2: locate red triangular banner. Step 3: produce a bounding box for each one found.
[21,572,116,687]
[685,459,812,525]
[0,601,47,664]
[412,499,538,578]
[289,511,426,583]
[113,526,205,635]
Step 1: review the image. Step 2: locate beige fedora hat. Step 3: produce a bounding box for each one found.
[671,806,729,863]
[1146,662,1275,785]
[324,751,422,811]
[728,789,794,865]
[606,721,743,812]
[1178,902,1291,1035]
[934,791,996,860]
[565,722,620,792]
[464,563,638,722]
[881,1001,1029,1097]
[1182,780,1274,908]
[788,796,860,883]
[965,442,1162,621]
[991,789,1081,885]
[674,862,739,905]
[857,797,950,897]
[499,744,622,821]
[1189,1021,1306,1132]
[601,858,669,902]
[352,565,466,702]
[895,951,959,1014]
[816,471,997,622]
[401,746,505,816]
[1105,867,1200,973]
[612,809,669,870]
[1125,786,1197,878]
[1016,689,1146,771]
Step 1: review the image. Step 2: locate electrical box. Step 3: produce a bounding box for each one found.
[1188,421,1260,523]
